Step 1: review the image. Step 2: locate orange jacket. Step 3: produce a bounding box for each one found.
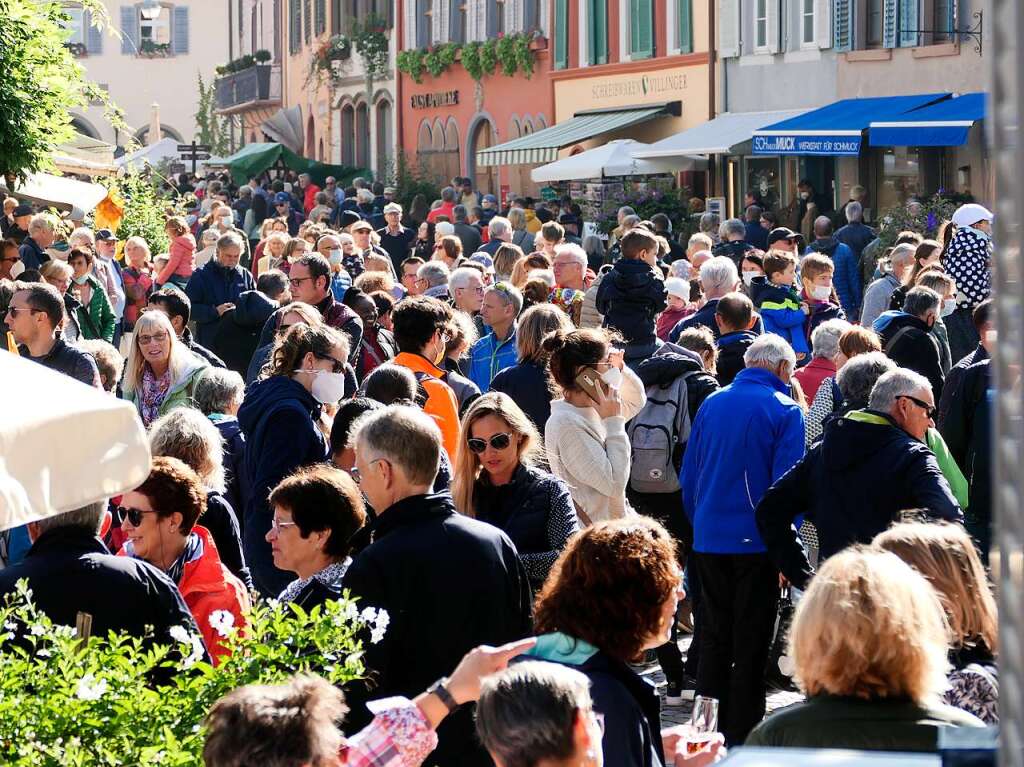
[394,351,461,461]
[119,524,250,663]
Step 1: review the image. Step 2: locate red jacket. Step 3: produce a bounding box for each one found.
[426,202,456,224]
[793,356,836,403]
[119,525,249,663]
[303,183,322,215]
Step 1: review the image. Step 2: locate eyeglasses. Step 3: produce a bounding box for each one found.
[350,457,386,485]
[4,306,42,318]
[137,332,169,347]
[314,351,346,374]
[269,517,299,534]
[467,433,513,453]
[898,395,936,420]
[116,506,160,527]
[289,276,313,287]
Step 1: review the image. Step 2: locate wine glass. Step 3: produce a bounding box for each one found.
[683,696,720,754]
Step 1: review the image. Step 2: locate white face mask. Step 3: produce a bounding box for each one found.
[219,216,233,228]
[941,298,957,317]
[742,271,759,286]
[329,249,343,266]
[810,285,831,301]
[600,365,623,390]
[800,192,811,201]
[297,368,347,404]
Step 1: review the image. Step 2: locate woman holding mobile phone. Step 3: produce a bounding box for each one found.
[543,327,646,524]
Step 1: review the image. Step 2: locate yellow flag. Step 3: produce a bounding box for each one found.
[94,190,125,234]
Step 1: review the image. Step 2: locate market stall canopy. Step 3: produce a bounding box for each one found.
[219,142,369,187]
[869,92,987,147]
[752,94,949,156]
[259,106,304,154]
[632,110,811,158]
[478,102,681,167]
[531,139,703,182]
[0,353,151,531]
[0,171,108,213]
[52,132,118,177]
[117,137,204,173]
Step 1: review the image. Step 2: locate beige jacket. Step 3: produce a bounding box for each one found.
[544,366,646,524]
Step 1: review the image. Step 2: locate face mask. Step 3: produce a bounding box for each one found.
[219,216,233,228]
[297,368,347,404]
[985,330,997,346]
[600,365,623,390]
[72,274,89,285]
[742,271,759,286]
[329,249,343,266]
[810,285,831,301]
[941,298,957,317]
[800,192,811,201]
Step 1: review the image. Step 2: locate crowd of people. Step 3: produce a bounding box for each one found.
[0,170,999,766]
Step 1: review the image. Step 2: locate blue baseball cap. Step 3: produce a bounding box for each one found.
[274,192,291,204]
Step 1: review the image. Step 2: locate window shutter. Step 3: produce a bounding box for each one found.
[815,0,831,47]
[486,0,498,36]
[677,0,692,53]
[448,0,462,41]
[405,0,417,47]
[589,0,607,63]
[466,0,485,40]
[120,6,137,54]
[172,6,189,53]
[833,0,852,51]
[506,0,523,31]
[304,0,312,42]
[554,0,568,67]
[718,0,740,57]
[431,0,443,43]
[882,0,898,47]
[631,0,652,58]
[315,0,326,34]
[942,0,954,36]
[85,10,104,54]
[766,0,781,52]
[898,0,918,46]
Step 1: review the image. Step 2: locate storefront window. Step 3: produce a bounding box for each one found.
[875,146,922,212]
[744,156,781,212]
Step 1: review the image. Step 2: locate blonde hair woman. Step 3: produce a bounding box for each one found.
[746,547,984,751]
[493,243,524,284]
[452,393,578,590]
[507,207,535,253]
[509,252,551,289]
[874,522,999,723]
[121,310,208,427]
[254,231,290,277]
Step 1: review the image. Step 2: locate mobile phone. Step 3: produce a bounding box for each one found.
[574,366,606,404]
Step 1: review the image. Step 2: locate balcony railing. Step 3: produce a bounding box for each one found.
[215,64,281,113]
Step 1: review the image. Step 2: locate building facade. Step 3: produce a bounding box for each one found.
[65,0,230,149]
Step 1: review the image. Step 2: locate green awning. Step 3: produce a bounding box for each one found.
[219,142,369,186]
[476,106,670,167]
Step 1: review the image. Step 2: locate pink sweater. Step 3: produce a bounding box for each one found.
[158,233,196,285]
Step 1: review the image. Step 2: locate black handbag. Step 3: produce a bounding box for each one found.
[764,586,798,692]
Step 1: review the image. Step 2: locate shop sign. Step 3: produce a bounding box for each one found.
[589,73,688,102]
[410,90,459,109]
[753,134,862,156]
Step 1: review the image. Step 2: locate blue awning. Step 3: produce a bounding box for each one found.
[868,92,987,147]
[752,94,950,156]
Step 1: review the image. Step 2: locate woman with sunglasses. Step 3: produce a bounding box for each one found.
[543,327,646,524]
[118,456,250,664]
[451,393,579,592]
[121,310,209,427]
[265,464,367,610]
[238,322,350,598]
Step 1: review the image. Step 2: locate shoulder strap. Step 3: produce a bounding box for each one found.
[884,325,916,354]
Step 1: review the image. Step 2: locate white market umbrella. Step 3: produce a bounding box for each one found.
[0,352,151,531]
[0,171,109,214]
[530,139,704,183]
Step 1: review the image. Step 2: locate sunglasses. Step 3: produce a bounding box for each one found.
[898,394,936,420]
[116,506,160,526]
[4,306,42,318]
[314,351,346,374]
[467,433,513,454]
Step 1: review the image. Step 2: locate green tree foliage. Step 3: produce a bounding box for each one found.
[0,0,113,185]
[195,74,231,158]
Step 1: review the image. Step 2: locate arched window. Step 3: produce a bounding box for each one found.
[341,105,355,165]
[444,118,461,184]
[470,119,496,196]
[355,102,370,169]
[375,100,392,175]
[306,115,316,157]
[133,124,184,144]
[71,116,101,139]
[507,117,521,141]
[318,138,325,161]
[416,119,433,177]
[431,118,446,183]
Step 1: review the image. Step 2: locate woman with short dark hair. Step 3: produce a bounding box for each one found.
[266,464,367,609]
[67,246,115,342]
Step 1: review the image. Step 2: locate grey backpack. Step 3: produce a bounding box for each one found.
[627,372,695,494]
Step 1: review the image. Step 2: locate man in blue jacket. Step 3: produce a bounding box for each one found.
[185,232,256,349]
[680,334,804,747]
[468,282,521,391]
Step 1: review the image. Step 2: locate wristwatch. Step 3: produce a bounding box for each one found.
[427,677,459,713]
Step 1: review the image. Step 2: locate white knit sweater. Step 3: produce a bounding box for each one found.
[544,367,646,524]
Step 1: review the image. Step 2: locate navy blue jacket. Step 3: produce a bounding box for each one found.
[20,338,100,388]
[834,221,877,263]
[756,411,962,588]
[596,259,667,345]
[744,221,769,251]
[874,312,944,402]
[670,299,720,341]
[18,236,48,271]
[238,375,328,596]
[185,260,256,348]
[712,239,754,269]
[213,416,249,527]
[489,360,553,430]
[213,289,278,375]
[715,330,758,386]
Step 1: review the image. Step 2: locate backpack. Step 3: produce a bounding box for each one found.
[626,370,697,494]
[944,663,999,724]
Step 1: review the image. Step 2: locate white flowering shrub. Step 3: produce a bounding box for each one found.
[0,581,387,766]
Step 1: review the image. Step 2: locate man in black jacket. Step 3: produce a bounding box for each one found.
[756,367,962,589]
[876,286,945,402]
[0,502,199,648]
[937,298,993,428]
[8,282,100,388]
[713,292,759,386]
[343,405,532,767]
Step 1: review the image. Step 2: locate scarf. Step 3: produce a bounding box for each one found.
[140,364,172,426]
[277,559,351,604]
[123,530,202,586]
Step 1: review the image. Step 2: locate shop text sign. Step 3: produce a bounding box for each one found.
[753,134,862,156]
[590,72,687,101]
[410,91,459,109]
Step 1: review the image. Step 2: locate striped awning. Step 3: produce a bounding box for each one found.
[476,106,669,167]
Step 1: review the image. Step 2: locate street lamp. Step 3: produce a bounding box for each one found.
[140,0,163,21]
